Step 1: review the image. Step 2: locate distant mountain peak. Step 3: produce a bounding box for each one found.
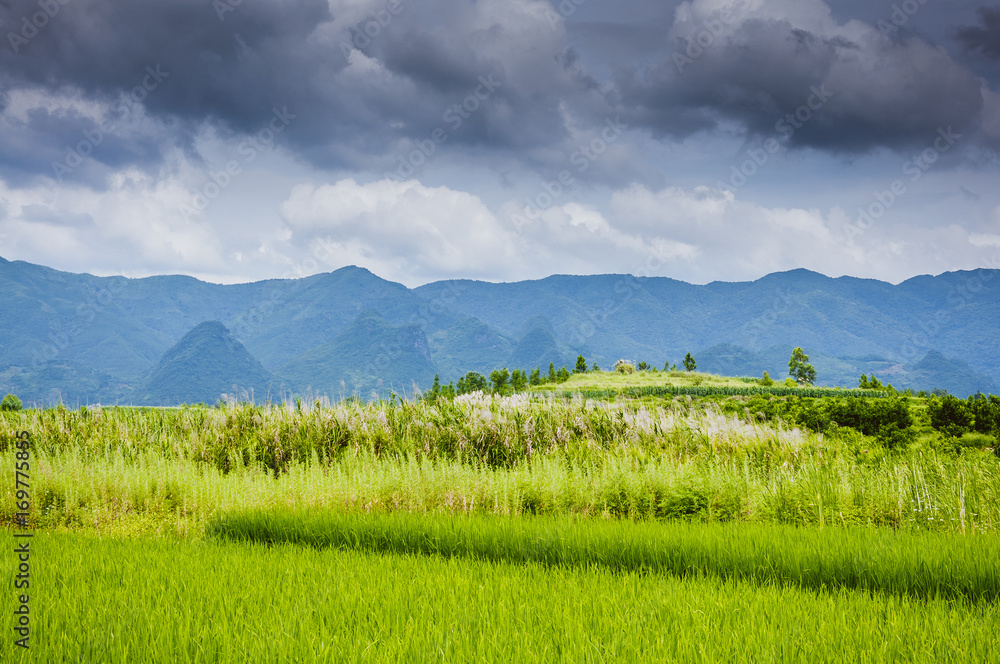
[143,320,274,405]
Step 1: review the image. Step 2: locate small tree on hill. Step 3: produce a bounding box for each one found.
[510,369,528,391]
[683,353,696,372]
[426,375,441,401]
[859,374,883,389]
[637,361,649,371]
[788,347,816,385]
[529,368,542,386]
[760,371,774,387]
[548,362,557,383]
[575,355,588,373]
[556,366,571,382]
[0,394,24,413]
[490,368,510,393]
[1,394,23,412]
[457,371,487,395]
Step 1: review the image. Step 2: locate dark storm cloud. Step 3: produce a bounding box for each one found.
[0,0,996,184]
[956,6,1000,59]
[0,0,610,178]
[612,10,984,153]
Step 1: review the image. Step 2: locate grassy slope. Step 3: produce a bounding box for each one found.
[531,369,762,391]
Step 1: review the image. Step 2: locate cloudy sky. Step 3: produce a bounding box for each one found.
[2,0,1000,287]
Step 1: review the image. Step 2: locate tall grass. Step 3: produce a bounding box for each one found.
[3,395,999,534]
[3,395,826,470]
[5,440,999,536]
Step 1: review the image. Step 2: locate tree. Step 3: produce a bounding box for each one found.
[592,362,600,372]
[760,371,774,387]
[788,347,816,385]
[457,371,487,395]
[1,394,23,412]
[548,362,557,382]
[637,361,649,371]
[529,368,542,386]
[556,366,571,382]
[575,355,588,373]
[430,374,441,398]
[510,369,528,391]
[489,368,510,393]
[683,353,696,372]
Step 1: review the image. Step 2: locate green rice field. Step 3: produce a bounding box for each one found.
[3,517,998,663]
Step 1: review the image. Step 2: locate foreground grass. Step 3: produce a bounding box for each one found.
[209,510,1000,603]
[4,528,998,663]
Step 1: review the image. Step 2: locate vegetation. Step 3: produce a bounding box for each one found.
[615,359,635,374]
[1,393,22,412]
[683,353,696,372]
[859,374,885,389]
[210,510,1000,603]
[3,382,999,537]
[4,368,1000,661]
[13,527,999,663]
[789,347,817,386]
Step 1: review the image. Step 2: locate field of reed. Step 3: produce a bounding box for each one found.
[2,393,998,536]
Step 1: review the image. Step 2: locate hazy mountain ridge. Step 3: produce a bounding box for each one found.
[2,257,997,405]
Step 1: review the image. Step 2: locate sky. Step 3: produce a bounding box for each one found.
[1,0,1000,287]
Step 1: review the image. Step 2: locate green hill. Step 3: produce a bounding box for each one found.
[504,316,570,371]
[142,321,276,406]
[281,311,436,400]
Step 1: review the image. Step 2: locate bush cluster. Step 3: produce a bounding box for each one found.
[927,394,1000,442]
[730,395,916,449]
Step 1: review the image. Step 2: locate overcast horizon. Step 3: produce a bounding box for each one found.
[2,0,1000,288]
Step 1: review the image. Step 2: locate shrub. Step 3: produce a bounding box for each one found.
[928,395,973,438]
[759,372,774,387]
[1,393,23,412]
[615,360,635,375]
[968,394,1000,436]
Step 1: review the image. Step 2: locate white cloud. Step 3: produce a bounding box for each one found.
[278,178,523,284]
[0,170,226,278]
